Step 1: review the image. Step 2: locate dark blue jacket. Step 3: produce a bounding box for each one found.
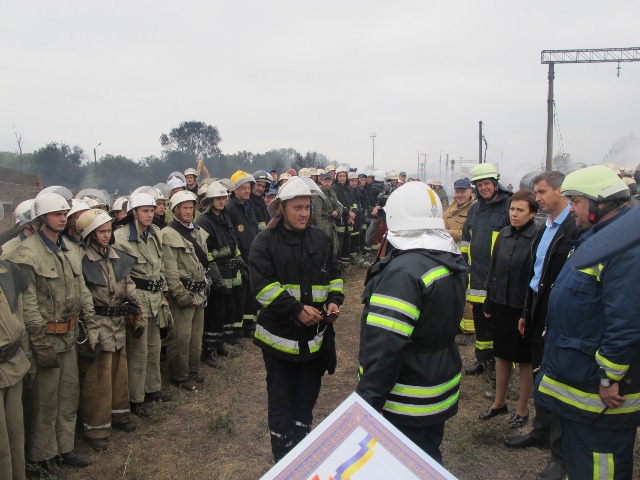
[535,207,640,429]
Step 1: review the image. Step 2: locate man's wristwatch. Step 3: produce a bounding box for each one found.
[600,377,614,388]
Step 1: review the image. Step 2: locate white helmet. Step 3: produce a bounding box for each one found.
[80,196,103,209]
[386,170,399,181]
[267,176,325,216]
[167,171,187,186]
[168,177,186,190]
[347,172,358,180]
[169,190,197,210]
[76,188,110,209]
[67,199,91,218]
[384,182,456,253]
[315,168,325,176]
[31,192,71,219]
[184,167,198,178]
[154,183,171,200]
[206,181,230,198]
[373,169,385,182]
[385,182,444,231]
[13,199,34,226]
[127,192,156,213]
[218,178,236,192]
[37,186,73,202]
[75,209,113,241]
[298,168,311,178]
[111,196,129,211]
[335,166,348,175]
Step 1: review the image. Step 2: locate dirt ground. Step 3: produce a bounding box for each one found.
[62,267,640,480]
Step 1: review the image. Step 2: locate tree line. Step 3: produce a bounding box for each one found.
[0,121,335,194]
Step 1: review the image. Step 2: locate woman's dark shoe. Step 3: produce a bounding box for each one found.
[479,404,508,420]
[508,411,529,428]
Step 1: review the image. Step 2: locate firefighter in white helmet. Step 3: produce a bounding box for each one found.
[162,191,209,390]
[5,190,99,473]
[113,192,172,417]
[184,168,199,195]
[0,199,36,257]
[64,199,91,247]
[357,182,465,464]
[331,166,358,268]
[249,177,344,461]
[110,196,129,222]
[75,209,144,451]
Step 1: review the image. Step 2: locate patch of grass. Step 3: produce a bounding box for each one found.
[207,411,235,435]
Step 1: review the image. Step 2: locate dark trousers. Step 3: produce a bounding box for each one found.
[242,282,257,338]
[262,351,322,462]
[530,402,564,465]
[472,302,494,364]
[203,291,225,354]
[394,422,445,465]
[561,417,636,479]
[338,231,351,264]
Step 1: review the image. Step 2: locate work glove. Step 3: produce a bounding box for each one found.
[30,335,59,368]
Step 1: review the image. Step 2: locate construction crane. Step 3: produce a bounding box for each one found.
[541,47,640,171]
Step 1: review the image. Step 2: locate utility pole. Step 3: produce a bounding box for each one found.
[541,47,640,171]
[418,153,427,181]
[370,133,377,169]
[93,142,101,176]
[478,121,483,164]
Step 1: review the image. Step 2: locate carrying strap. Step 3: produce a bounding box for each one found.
[168,219,209,269]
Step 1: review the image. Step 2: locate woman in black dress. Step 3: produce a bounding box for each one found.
[479,189,538,428]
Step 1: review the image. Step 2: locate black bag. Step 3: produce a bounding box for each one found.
[320,323,337,376]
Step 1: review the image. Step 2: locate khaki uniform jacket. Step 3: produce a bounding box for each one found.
[311,185,344,230]
[0,235,22,258]
[5,233,98,352]
[82,246,146,352]
[161,223,209,307]
[443,199,475,243]
[113,222,164,319]
[0,260,35,388]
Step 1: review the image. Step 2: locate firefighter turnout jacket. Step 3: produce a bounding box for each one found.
[535,207,640,429]
[460,187,511,303]
[249,223,344,361]
[357,249,467,427]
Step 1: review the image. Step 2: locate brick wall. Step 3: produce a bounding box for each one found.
[0,167,42,231]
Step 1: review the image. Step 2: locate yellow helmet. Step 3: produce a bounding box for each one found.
[561,165,630,202]
[470,163,499,183]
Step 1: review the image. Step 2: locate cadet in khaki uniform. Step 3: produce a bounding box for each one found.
[6,191,98,474]
[0,199,36,258]
[0,255,37,480]
[312,172,344,256]
[113,192,171,418]
[75,210,145,451]
[162,191,209,391]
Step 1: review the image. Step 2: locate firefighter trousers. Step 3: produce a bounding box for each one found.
[472,302,494,364]
[0,380,25,480]
[262,351,322,462]
[167,301,204,381]
[126,313,161,403]
[26,348,78,462]
[78,346,130,439]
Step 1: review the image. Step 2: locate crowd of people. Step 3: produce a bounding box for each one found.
[0,160,639,479]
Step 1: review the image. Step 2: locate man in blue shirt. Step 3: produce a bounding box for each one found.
[504,171,580,480]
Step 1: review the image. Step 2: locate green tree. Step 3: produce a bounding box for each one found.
[160,121,222,160]
[92,154,143,194]
[32,142,85,187]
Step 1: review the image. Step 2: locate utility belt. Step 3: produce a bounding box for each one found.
[94,304,137,318]
[0,340,21,363]
[45,317,77,335]
[180,278,207,293]
[131,276,165,292]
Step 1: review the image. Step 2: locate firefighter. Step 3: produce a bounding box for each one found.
[109,196,129,222]
[331,166,357,269]
[0,203,38,480]
[249,176,344,461]
[184,168,199,195]
[6,190,99,473]
[196,181,246,365]
[460,163,512,375]
[113,192,172,418]
[535,165,640,479]
[162,191,209,390]
[1,199,35,257]
[225,171,260,339]
[357,182,465,464]
[311,172,343,256]
[250,170,273,231]
[75,209,144,451]
[63,199,91,247]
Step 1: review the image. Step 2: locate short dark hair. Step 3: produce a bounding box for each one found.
[510,189,538,214]
[532,171,565,190]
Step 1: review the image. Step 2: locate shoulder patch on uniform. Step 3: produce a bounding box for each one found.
[237,224,245,233]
